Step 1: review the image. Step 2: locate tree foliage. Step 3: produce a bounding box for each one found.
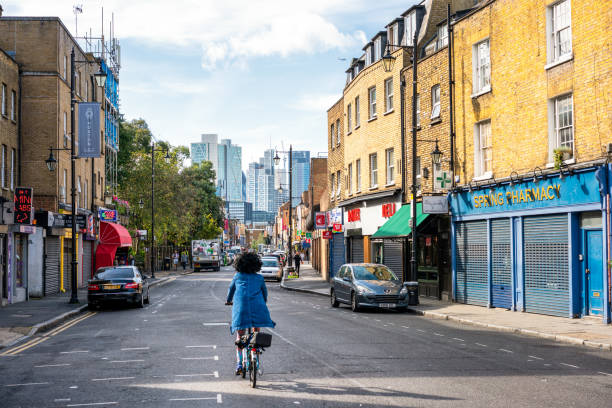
[118,118,224,247]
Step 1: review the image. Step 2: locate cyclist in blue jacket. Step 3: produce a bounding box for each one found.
[226,252,276,375]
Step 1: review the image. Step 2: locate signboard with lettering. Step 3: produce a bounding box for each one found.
[423,196,449,214]
[322,230,332,239]
[315,212,327,229]
[98,208,117,222]
[382,203,396,218]
[347,208,361,222]
[77,102,101,158]
[14,187,33,225]
[327,208,343,227]
[332,223,343,233]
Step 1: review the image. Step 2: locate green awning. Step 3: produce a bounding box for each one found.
[371,202,429,239]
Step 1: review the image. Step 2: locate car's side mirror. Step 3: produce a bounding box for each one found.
[342,276,351,282]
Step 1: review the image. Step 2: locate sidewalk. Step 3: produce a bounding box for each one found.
[280,267,612,351]
[0,269,182,349]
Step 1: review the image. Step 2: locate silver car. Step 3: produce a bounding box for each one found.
[330,263,409,312]
[259,257,283,282]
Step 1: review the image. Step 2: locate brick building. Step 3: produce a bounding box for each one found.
[449,0,612,322]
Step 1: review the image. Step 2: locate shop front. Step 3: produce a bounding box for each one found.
[450,165,611,322]
[327,208,345,279]
[95,221,133,271]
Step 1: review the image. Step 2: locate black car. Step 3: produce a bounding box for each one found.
[88,266,150,309]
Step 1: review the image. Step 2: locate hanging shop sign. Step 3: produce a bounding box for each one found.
[98,208,117,222]
[382,203,396,218]
[423,196,449,214]
[347,208,361,222]
[77,102,101,158]
[332,223,343,233]
[14,187,33,225]
[322,230,332,239]
[315,212,327,229]
[327,208,343,227]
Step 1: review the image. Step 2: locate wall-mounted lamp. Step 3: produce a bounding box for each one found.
[509,171,519,186]
[533,167,544,183]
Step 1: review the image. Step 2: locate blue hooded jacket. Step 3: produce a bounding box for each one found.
[226,272,276,334]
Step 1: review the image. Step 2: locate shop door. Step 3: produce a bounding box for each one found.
[63,241,72,292]
[455,221,488,306]
[491,219,512,309]
[383,240,403,281]
[329,234,345,279]
[585,230,603,316]
[82,241,93,283]
[523,215,569,317]
[45,237,61,295]
[349,237,364,263]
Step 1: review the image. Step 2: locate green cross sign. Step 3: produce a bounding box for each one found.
[435,171,452,189]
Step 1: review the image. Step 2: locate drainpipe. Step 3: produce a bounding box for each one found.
[448,3,455,187]
[17,66,23,186]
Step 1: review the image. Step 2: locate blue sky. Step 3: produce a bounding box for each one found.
[6,0,417,170]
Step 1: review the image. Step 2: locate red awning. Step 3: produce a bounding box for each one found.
[95,222,133,271]
[99,221,132,247]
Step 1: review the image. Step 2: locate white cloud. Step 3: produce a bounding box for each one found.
[5,0,368,70]
[291,93,342,112]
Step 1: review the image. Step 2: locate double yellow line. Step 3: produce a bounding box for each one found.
[0,312,96,356]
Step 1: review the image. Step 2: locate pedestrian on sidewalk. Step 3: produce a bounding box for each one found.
[293,252,302,277]
[181,251,188,270]
[173,251,179,271]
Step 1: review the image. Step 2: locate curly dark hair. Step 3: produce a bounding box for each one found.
[234,252,262,274]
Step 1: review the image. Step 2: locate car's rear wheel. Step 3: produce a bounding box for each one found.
[330,289,339,308]
[144,289,150,304]
[351,292,360,312]
[137,293,145,308]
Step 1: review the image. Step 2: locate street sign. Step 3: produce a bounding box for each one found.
[423,196,449,214]
[435,170,452,191]
[14,187,33,225]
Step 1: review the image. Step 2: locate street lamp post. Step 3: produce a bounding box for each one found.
[45,48,106,304]
[150,142,170,278]
[273,145,293,267]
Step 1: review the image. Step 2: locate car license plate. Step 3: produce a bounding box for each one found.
[379,303,396,308]
[104,284,121,290]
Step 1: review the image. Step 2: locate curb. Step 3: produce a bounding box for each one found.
[406,307,612,351]
[149,277,172,287]
[280,279,330,298]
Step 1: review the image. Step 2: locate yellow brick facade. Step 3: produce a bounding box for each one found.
[0,50,19,202]
[327,96,344,209]
[453,0,612,184]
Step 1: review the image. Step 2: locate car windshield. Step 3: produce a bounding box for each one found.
[262,259,278,267]
[352,265,398,281]
[94,268,135,280]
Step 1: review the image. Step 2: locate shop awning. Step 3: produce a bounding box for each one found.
[99,221,132,247]
[371,202,429,239]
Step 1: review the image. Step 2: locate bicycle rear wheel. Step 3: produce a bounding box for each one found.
[249,353,258,388]
[241,348,246,378]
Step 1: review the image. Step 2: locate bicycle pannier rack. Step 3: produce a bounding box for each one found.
[250,332,272,347]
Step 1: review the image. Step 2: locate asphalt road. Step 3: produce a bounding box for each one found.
[1,266,612,407]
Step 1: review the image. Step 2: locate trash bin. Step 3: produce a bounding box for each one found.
[163,257,171,271]
[285,266,295,279]
[405,281,419,306]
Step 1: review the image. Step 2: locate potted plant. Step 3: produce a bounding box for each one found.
[553,146,572,169]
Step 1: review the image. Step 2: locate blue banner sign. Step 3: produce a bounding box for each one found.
[451,169,602,216]
[99,208,117,222]
[78,102,101,158]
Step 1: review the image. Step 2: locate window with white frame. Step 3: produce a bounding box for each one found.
[330,173,335,198]
[365,46,372,65]
[356,159,361,192]
[10,149,14,191]
[369,86,377,119]
[1,84,6,116]
[385,78,393,112]
[549,0,572,63]
[0,145,5,188]
[330,123,334,148]
[436,25,448,51]
[431,85,441,118]
[347,71,353,83]
[369,153,378,188]
[355,96,360,127]
[475,120,492,177]
[473,39,491,94]
[336,170,341,197]
[551,94,574,157]
[348,162,353,194]
[416,94,421,126]
[385,148,394,185]
[388,25,396,51]
[374,38,381,61]
[63,55,67,79]
[347,103,352,131]
[63,112,68,147]
[11,90,15,121]
[336,119,340,146]
[404,11,417,45]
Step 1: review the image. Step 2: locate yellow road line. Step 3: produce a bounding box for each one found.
[1,337,49,356]
[47,312,96,337]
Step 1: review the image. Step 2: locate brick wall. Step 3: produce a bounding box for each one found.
[326,96,344,209]
[0,50,19,202]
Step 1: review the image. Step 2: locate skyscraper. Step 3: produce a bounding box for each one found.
[217,139,242,202]
[190,134,219,185]
[291,151,311,205]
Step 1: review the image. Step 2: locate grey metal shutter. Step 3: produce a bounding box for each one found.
[350,237,364,263]
[383,240,403,280]
[63,241,72,291]
[45,237,61,295]
[491,219,512,309]
[455,221,488,306]
[523,215,569,317]
[330,234,345,279]
[82,241,93,284]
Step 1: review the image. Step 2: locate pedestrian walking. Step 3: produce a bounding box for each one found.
[293,252,302,277]
[181,251,188,271]
[173,251,179,271]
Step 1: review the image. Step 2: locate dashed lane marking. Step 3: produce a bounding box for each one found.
[401,326,410,329]
[91,377,135,381]
[174,372,219,378]
[4,382,50,387]
[560,363,579,368]
[180,356,219,361]
[598,372,612,376]
[203,323,229,326]
[60,350,89,354]
[110,360,145,363]
[452,338,465,342]
[528,355,543,360]
[120,347,150,351]
[66,402,118,407]
[475,343,488,347]
[499,349,513,353]
[433,333,444,336]
[416,329,425,333]
[168,397,219,402]
[185,345,217,349]
[35,363,71,368]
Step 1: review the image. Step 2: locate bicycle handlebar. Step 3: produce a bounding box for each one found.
[225,301,233,306]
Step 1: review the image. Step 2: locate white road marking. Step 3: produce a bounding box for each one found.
[66,402,118,407]
[180,356,219,361]
[598,371,612,376]
[452,338,465,342]
[528,355,543,360]
[61,350,89,354]
[401,326,410,329]
[416,329,425,333]
[69,385,78,389]
[110,360,145,363]
[174,373,217,377]
[185,345,217,349]
[35,363,71,368]
[217,393,223,403]
[91,377,135,381]
[433,333,444,336]
[4,382,50,387]
[151,311,158,314]
[475,343,488,347]
[120,347,150,351]
[375,319,381,322]
[55,399,71,402]
[168,397,217,401]
[560,363,579,368]
[202,322,229,326]
[499,349,513,353]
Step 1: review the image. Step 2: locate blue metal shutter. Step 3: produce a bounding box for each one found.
[523,215,569,317]
[491,219,512,309]
[330,234,345,279]
[383,240,403,280]
[350,237,364,263]
[455,221,488,306]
